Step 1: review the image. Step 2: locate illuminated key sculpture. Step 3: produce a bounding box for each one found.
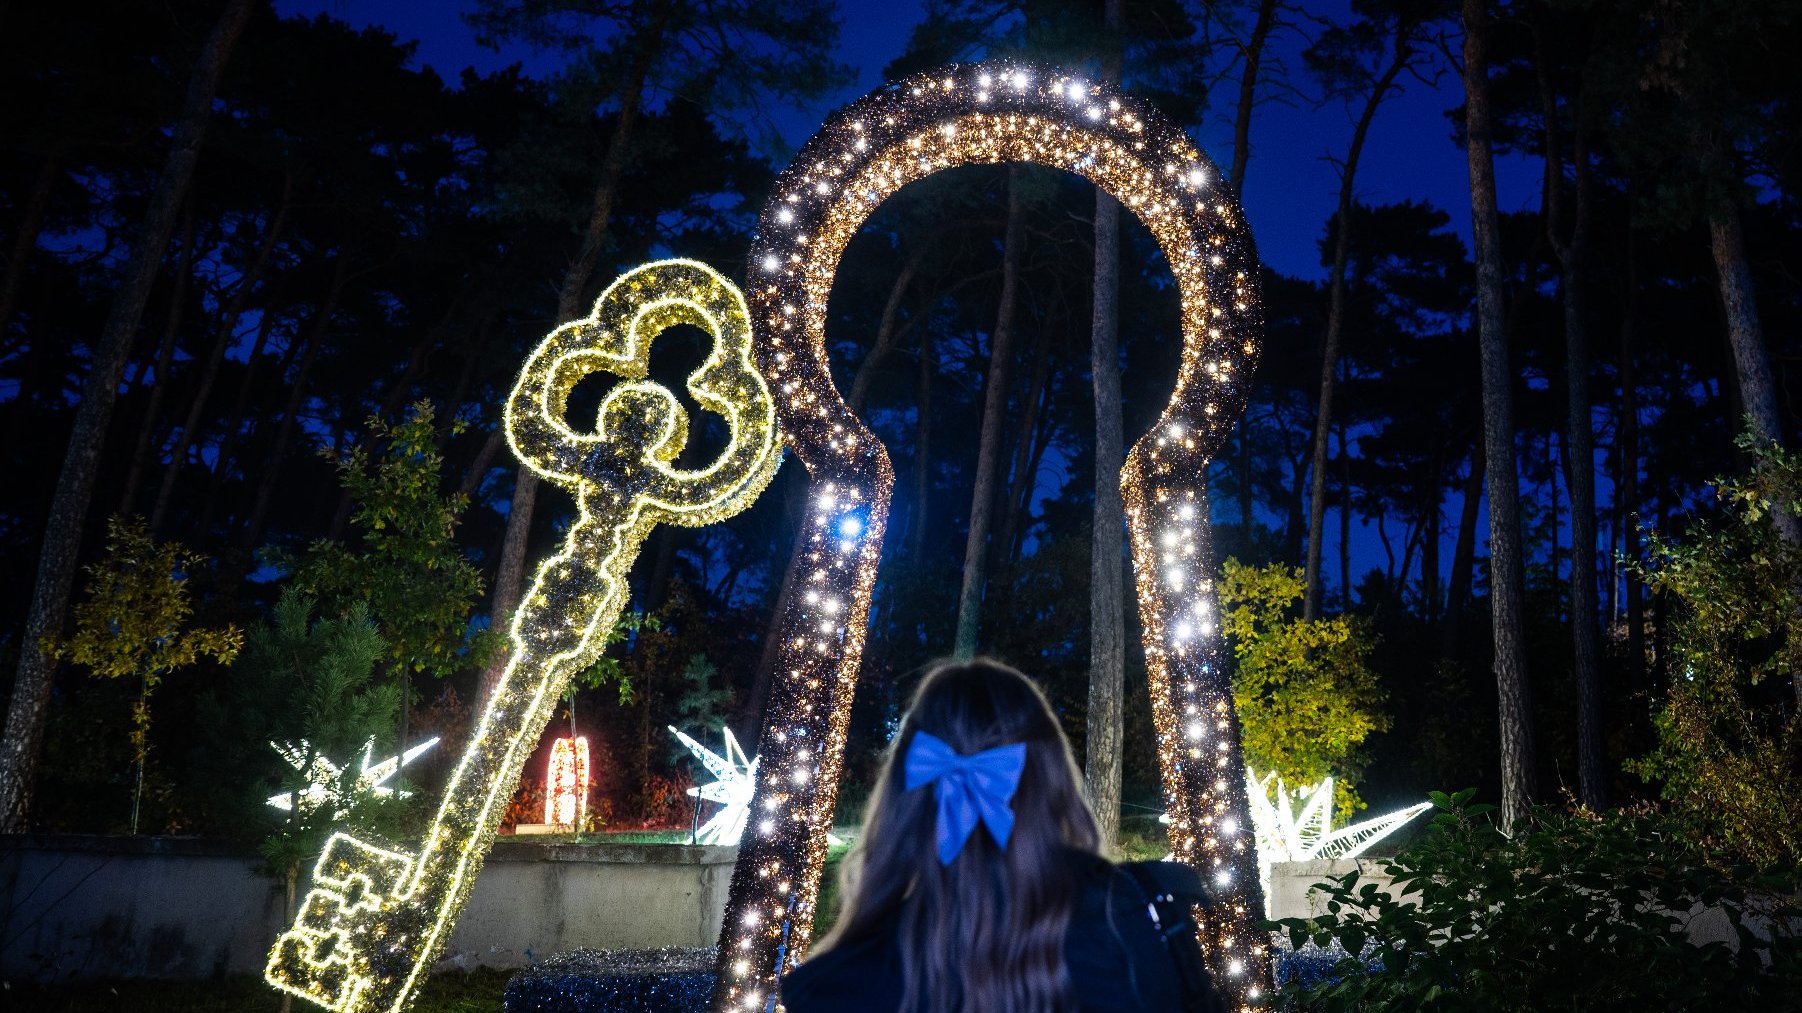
[715,61,1269,1012]
[263,259,780,1013]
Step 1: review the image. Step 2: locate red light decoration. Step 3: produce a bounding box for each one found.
[547,736,590,829]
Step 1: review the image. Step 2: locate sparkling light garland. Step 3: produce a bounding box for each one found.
[546,736,591,829]
[713,61,1267,1012]
[264,259,780,1013]
[670,725,758,845]
[1163,769,1431,912]
[267,737,441,820]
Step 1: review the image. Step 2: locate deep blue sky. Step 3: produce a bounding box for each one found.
[274,0,1557,598]
[278,0,1542,280]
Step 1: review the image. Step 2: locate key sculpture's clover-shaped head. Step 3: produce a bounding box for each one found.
[504,258,780,537]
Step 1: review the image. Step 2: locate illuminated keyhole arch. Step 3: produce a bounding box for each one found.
[714,62,1269,1011]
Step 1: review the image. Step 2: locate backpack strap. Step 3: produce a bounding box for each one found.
[1118,861,1228,1013]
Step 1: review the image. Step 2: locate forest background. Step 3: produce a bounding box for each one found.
[1,0,1798,866]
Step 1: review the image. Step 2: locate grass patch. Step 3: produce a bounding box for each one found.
[1116,812,1171,862]
[2,970,511,1012]
[809,841,854,939]
[498,829,695,845]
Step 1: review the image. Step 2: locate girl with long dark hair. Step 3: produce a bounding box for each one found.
[781,658,1224,1012]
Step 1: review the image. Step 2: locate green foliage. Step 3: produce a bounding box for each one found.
[673,654,731,729]
[289,402,494,684]
[1592,0,1802,230]
[204,587,409,876]
[1270,791,1802,1010]
[1220,559,1389,814]
[1628,433,1802,867]
[60,518,241,829]
[568,609,659,703]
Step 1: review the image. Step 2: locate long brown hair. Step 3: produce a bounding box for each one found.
[811,658,1102,1012]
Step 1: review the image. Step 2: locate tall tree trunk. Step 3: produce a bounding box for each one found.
[1710,202,1783,453]
[1422,449,1442,623]
[119,200,197,517]
[1338,421,1352,610]
[912,329,935,560]
[1282,444,1307,562]
[1236,417,1255,533]
[150,190,291,532]
[1304,39,1410,619]
[996,336,1052,572]
[1710,202,1802,707]
[1536,34,1605,808]
[1397,522,1421,602]
[1619,227,1646,690]
[1085,0,1127,849]
[241,257,349,552]
[1463,0,1537,827]
[846,248,927,413]
[482,33,659,701]
[1549,435,1562,581]
[953,170,1025,660]
[279,860,298,1013]
[1229,0,1278,195]
[0,149,58,351]
[1443,437,1485,660]
[458,427,506,502]
[0,0,252,833]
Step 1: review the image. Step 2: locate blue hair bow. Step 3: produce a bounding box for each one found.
[903,731,1028,865]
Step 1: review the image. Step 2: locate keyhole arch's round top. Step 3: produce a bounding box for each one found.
[746,60,1262,479]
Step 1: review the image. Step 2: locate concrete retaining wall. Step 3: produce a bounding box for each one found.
[1265,858,1795,951]
[0,834,736,982]
[1267,859,1402,921]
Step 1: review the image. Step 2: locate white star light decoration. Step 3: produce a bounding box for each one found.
[1166,769,1431,908]
[267,737,441,820]
[670,726,757,845]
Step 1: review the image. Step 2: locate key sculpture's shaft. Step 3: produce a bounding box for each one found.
[265,260,780,1013]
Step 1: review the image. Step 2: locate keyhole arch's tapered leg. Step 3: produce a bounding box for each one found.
[712,450,893,1009]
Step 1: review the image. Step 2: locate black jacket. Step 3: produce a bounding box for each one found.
[780,852,1189,1012]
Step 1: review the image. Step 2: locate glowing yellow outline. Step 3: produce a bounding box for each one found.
[265,259,780,1013]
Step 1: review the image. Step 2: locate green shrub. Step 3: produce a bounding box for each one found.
[1629,433,1802,867]
[1268,790,1802,1010]
[1220,559,1388,816]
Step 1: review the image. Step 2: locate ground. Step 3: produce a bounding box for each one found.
[3,970,512,1012]
[8,830,1162,1011]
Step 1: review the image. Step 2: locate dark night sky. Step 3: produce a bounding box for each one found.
[277,0,1543,280]
[273,0,1554,593]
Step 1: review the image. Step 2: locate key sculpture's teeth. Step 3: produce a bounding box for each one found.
[267,834,417,1012]
[262,259,780,1013]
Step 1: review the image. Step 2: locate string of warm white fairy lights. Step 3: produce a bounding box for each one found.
[546,736,590,828]
[713,61,1268,1012]
[264,260,780,1013]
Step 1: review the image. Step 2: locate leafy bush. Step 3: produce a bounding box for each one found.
[1629,433,1802,867]
[60,518,241,833]
[1220,559,1388,815]
[286,400,496,693]
[1268,790,1802,1010]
